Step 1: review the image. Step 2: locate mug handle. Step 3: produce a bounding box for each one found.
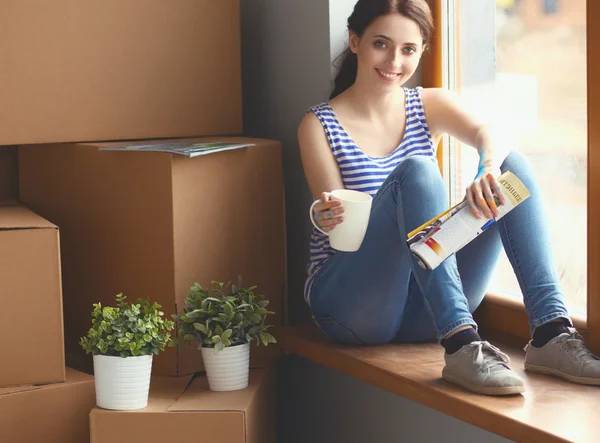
[309,199,328,235]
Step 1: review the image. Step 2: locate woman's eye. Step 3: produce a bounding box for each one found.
[403,47,417,54]
[374,41,387,49]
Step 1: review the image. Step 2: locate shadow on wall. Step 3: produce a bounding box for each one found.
[240,0,334,326]
[277,355,514,443]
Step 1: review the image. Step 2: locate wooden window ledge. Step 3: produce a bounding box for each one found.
[279,324,599,443]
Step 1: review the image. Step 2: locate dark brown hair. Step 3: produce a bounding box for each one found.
[330,0,434,99]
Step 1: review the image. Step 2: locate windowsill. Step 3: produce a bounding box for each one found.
[279,324,598,443]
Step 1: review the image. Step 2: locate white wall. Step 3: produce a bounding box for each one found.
[240,1,514,442]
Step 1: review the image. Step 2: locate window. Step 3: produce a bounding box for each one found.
[449,0,587,316]
[424,0,600,350]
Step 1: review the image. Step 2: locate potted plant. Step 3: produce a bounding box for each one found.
[80,293,174,410]
[172,279,276,391]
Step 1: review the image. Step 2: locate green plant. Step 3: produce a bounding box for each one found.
[172,280,277,354]
[79,293,175,357]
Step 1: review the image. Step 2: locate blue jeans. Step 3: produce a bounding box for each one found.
[308,152,572,345]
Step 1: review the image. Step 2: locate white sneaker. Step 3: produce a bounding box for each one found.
[525,327,600,385]
[442,341,525,396]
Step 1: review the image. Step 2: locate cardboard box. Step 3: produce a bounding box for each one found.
[0,368,96,443]
[0,146,18,202]
[90,367,276,443]
[0,0,242,145]
[0,205,65,386]
[18,137,286,376]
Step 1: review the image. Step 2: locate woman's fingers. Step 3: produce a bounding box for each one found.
[313,196,342,214]
[487,173,506,205]
[315,208,344,231]
[466,181,490,219]
[466,171,504,220]
[481,177,499,218]
[465,186,480,218]
[312,192,345,231]
[317,215,345,231]
[471,181,488,218]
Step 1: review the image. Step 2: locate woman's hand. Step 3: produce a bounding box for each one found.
[465,166,505,219]
[312,192,345,232]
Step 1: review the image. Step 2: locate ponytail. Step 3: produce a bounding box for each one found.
[330,49,358,100]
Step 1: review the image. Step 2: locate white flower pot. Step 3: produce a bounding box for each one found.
[201,343,250,391]
[93,354,153,410]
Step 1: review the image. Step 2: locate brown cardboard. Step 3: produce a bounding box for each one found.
[18,137,286,376]
[0,367,96,443]
[90,367,276,443]
[0,1,242,145]
[0,146,18,201]
[0,205,65,386]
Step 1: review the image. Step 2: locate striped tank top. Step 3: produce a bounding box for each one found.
[304,86,437,304]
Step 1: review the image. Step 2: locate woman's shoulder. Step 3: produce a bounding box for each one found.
[418,87,458,106]
[298,105,327,136]
[305,101,331,115]
[298,106,332,152]
[299,99,340,131]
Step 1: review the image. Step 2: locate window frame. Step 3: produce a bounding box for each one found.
[424,0,597,352]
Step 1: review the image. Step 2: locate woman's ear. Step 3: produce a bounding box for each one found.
[349,31,360,54]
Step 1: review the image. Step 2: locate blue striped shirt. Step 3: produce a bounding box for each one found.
[304,86,437,304]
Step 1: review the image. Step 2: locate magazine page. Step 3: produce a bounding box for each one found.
[99,142,254,158]
[407,171,530,270]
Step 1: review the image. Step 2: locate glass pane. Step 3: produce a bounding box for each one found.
[454,0,587,316]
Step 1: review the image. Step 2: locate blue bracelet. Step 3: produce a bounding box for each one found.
[475,149,486,179]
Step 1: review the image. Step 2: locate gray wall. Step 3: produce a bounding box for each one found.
[241,0,332,325]
[240,1,512,442]
[278,356,513,443]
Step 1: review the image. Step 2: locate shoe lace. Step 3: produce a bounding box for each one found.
[559,329,600,363]
[472,341,511,373]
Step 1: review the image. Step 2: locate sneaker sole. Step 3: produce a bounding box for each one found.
[524,363,600,385]
[442,372,525,396]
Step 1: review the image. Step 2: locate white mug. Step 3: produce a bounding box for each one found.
[309,189,373,252]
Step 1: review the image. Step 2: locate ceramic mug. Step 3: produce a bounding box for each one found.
[309,189,373,252]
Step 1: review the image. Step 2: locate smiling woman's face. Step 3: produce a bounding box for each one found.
[349,13,425,89]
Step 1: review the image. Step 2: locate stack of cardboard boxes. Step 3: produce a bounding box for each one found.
[1,2,284,442]
[0,205,96,443]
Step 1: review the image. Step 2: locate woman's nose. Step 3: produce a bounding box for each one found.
[388,49,403,70]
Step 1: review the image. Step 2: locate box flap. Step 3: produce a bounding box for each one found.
[168,369,265,413]
[0,385,40,396]
[0,368,92,397]
[0,205,57,230]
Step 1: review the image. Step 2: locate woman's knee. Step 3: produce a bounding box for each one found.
[501,151,532,174]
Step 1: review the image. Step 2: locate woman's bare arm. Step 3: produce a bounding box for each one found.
[421,88,491,152]
[298,112,345,199]
[298,112,346,231]
[421,88,505,219]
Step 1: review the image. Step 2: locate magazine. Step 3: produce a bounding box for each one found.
[407,171,530,270]
[99,142,254,158]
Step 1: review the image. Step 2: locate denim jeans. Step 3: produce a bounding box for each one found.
[308,152,572,345]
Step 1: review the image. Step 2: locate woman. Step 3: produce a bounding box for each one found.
[298,0,600,396]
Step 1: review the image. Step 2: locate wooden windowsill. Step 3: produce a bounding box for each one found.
[279,324,599,443]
